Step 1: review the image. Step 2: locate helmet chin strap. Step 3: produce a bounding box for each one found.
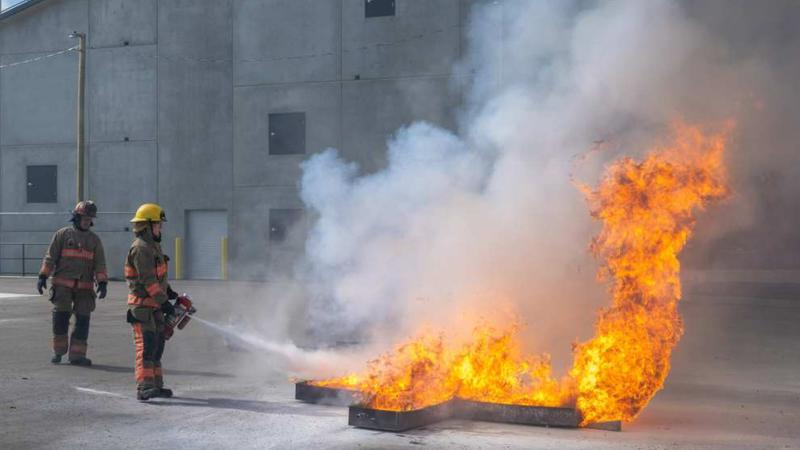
[72,215,92,231]
[149,221,162,242]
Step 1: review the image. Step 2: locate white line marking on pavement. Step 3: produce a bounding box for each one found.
[0,318,36,324]
[0,293,38,298]
[74,387,127,398]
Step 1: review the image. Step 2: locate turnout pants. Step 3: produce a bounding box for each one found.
[129,307,166,390]
[51,286,96,361]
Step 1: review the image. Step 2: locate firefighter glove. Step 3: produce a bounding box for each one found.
[97,281,108,299]
[37,275,47,295]
[161,300,176,316]
[167,286,179,300]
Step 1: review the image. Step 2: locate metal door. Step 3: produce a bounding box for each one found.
[186,210,227,279]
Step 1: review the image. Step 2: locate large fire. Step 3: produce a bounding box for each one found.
[315,325,573,410]
[313,121,730,425]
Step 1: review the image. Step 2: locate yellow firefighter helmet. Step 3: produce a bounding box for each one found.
[130,203,167,223]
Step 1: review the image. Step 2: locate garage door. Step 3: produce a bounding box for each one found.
[186,210,228,280]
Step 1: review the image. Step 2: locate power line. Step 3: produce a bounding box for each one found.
[0,45,78,70]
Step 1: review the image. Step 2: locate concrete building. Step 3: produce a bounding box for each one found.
[0,0,471,280]
[4,0,794,282]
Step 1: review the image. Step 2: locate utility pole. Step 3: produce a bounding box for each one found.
[69,31,86,202]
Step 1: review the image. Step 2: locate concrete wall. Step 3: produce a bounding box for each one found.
[0,0,472,280]
[156,0,233,280]
[0,0,86,274]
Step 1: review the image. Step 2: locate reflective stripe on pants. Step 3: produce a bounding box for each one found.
[132,323,155,388]
[132,322,166,389]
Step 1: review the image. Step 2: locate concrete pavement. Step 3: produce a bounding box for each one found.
[0,277,798,449]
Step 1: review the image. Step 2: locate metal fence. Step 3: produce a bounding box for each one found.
[0,243,48,276]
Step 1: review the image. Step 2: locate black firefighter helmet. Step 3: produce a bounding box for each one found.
[73,200,98,218]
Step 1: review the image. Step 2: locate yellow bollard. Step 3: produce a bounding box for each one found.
[221,236,228,280]
[174,237,183,280]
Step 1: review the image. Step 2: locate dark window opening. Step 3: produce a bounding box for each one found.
[268,112,306,155]
[26,165,57,203]
[365,0,394,18]
[269,209,304,243]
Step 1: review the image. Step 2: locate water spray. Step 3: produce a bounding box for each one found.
[192,316,363,377]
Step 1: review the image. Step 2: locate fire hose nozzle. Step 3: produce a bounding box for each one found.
[177,294,197,313]
[163,294,197,339]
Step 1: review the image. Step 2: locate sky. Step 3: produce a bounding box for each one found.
[1,0,26,13]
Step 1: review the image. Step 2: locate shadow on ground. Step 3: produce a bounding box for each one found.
[145,396,344,417]
[86,364,234,378]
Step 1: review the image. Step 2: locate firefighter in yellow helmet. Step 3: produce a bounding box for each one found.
[38,201,108,366]
[125,203,179,401]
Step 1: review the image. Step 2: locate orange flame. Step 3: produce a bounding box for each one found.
[571,121,730,424]
[312,121,730,424]
[314,325,572,410]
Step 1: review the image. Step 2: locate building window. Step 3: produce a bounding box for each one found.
[268,112,306,155]
[26,165,57,203]
[269,209,304,243]
[365,0,394,18]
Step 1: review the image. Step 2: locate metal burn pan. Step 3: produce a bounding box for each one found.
[348,401,454,432]
[298,384,623,432]
[453,398,621,431]
[294,381,359,406]
[345,397,622,432]
[452,398,582,428]
[585,420,622,432]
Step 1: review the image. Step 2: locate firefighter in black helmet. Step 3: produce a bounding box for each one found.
[38,200,108,366]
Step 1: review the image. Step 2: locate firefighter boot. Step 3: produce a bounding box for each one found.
[51,354,62,364]
[155,387,173,398]
[70,357,92,366]
[137,387,160,401]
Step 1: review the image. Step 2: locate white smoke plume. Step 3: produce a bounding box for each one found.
[294,0,800,371]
